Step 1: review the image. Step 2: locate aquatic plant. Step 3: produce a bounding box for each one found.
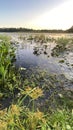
[59,59,65,63]
[0,35,20,97]
[27,35,34,40]
[51,37,69,56]
[34,34,48,43]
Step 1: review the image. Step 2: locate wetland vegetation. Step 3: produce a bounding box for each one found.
[0,33,73,130]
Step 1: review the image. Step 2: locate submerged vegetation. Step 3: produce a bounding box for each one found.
[0,34,73,130]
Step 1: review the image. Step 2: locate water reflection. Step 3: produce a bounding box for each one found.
[0,32,73,80]
[14,35,73,80]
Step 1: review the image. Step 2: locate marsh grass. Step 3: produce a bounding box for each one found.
[27,34,50,43]
[0,93,73,130]
[0,35,73,130]
[51,37,72,56]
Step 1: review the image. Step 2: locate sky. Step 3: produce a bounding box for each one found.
[0,0,73,30]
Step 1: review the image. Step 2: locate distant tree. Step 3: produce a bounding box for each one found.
[66,26,73,33]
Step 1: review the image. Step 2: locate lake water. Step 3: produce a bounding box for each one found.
[13,33,73,79]
[1,32,73,86]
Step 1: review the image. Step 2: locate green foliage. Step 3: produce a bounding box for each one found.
[59,59,65,63]
[34,34,47,43]
[51,38,69,56]
[47,109,73,130]
[0,35,20,97]
[0,35,73,130]
[27,35,34,40]
[0,97,73,130]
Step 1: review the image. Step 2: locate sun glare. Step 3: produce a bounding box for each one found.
[29,0,73,30]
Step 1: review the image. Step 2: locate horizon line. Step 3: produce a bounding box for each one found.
[0,26,69,31]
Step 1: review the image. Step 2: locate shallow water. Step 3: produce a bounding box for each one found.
[15,41,61,73]
[1,32,73,79]
[0,32,73,109]
[0,32,73,82]
[13,34,73,80]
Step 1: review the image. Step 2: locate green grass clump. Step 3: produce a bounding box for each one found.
[0,35,20,97]
[51,38,69,57]
[0,96,73,130]
[27,35,34,40]
[59,59,65,63]
[34,34,48,43]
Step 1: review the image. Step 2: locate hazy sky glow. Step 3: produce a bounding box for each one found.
[0,0,73,29]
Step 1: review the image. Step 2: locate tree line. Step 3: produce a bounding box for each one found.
[0,26,73,33]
